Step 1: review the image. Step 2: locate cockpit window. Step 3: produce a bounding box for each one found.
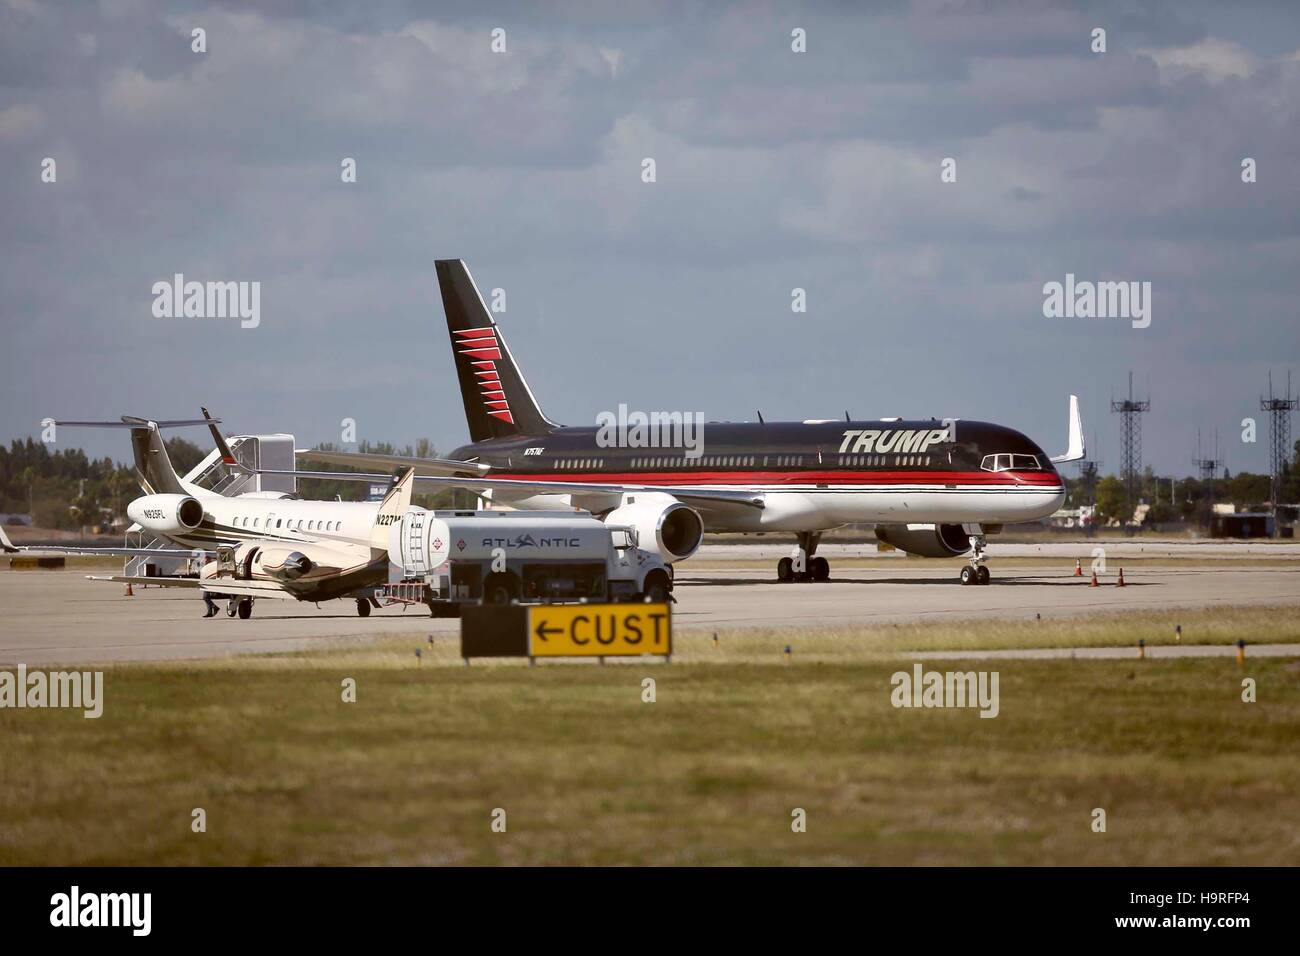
[980,454,1041,472]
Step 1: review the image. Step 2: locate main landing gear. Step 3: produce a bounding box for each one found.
[227,597,254,618]
[777,532,830,583]
[960,532,991,586]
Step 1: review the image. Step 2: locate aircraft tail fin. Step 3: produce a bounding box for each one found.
[55,417,211,495]
[434,259,555,443]
[370,467,415,550]
[201,406,238,466]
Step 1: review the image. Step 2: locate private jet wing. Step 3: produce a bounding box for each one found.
[255,466,766,510]
[85,574,299,599]
[0,525,201,557]
[295,448,492,477]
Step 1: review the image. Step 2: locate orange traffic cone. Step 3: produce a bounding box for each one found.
[1089,570,1099,587]
[1074,559,1082,577]
[125,582,134,597]
[1116,568,1126,587]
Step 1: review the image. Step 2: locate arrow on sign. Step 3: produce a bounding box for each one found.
[534,618,562,642]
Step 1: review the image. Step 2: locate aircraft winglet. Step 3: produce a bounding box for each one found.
[1050,395,1086,464]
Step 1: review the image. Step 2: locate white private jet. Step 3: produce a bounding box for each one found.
[1,414,413,619]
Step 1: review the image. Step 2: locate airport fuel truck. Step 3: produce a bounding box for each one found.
[380,509,674,614]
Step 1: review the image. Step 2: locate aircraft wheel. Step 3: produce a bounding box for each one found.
[237,599,253,620]
[226,604,237,618]
[810,556,830,581]
[959,566,975,586]
[976,565,990,585]
[777,557,794,582]
[356,599,371,618]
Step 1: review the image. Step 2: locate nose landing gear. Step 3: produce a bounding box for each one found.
[960,532,991,585]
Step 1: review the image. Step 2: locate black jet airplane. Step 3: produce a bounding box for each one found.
[292,260,1084,585]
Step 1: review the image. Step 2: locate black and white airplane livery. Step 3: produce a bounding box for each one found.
[294,260,1084,585]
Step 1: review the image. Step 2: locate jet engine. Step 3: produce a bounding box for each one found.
[604,493,704,563]
[874,523,970,558]
[126,494,205,535]
[268,551,314,580]
[243,543,355,582]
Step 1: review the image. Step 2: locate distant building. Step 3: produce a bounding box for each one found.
[1212,512,1276,538]
[1049,505,1095,528]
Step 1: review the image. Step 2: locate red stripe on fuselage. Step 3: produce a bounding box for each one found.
[487,469,1063,488]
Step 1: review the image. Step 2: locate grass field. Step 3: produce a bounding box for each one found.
[1,606,1298,865]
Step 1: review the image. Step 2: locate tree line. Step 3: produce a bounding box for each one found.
[2,432,1296,533]
[0,436,456,532]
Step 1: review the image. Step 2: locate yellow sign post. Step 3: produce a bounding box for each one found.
[528,603,671,659]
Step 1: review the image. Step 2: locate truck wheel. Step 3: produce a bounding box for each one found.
[482,572,518,606]
[643,571,671,603]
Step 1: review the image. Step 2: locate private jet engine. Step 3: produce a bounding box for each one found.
[126,494,205,535]
[250,544,355,582]
[874,523,971,558]
[266,551,313,580]
[604,493,704,563]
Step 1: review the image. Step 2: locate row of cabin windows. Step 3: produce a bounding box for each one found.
[841,454,933,468]
[645,455,758,469]
[234,516,343,532]
[540,453,936,471]
[552,455,765,469]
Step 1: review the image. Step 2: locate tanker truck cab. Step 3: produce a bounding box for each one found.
[606,524,672,602]
[384,509,673,613]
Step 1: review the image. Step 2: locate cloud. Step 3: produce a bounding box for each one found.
[0,1,1297,477]
[0,102,41,139]
[1140,38,1258,80]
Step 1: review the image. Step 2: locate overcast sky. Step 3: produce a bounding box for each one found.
[2,0,1297,475]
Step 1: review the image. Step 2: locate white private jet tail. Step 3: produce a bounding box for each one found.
[1050,395,1086,464]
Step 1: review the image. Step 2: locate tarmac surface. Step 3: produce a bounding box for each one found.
[3,551,1299,664]
[694,539,1300,560]
[910,643,1300,660]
